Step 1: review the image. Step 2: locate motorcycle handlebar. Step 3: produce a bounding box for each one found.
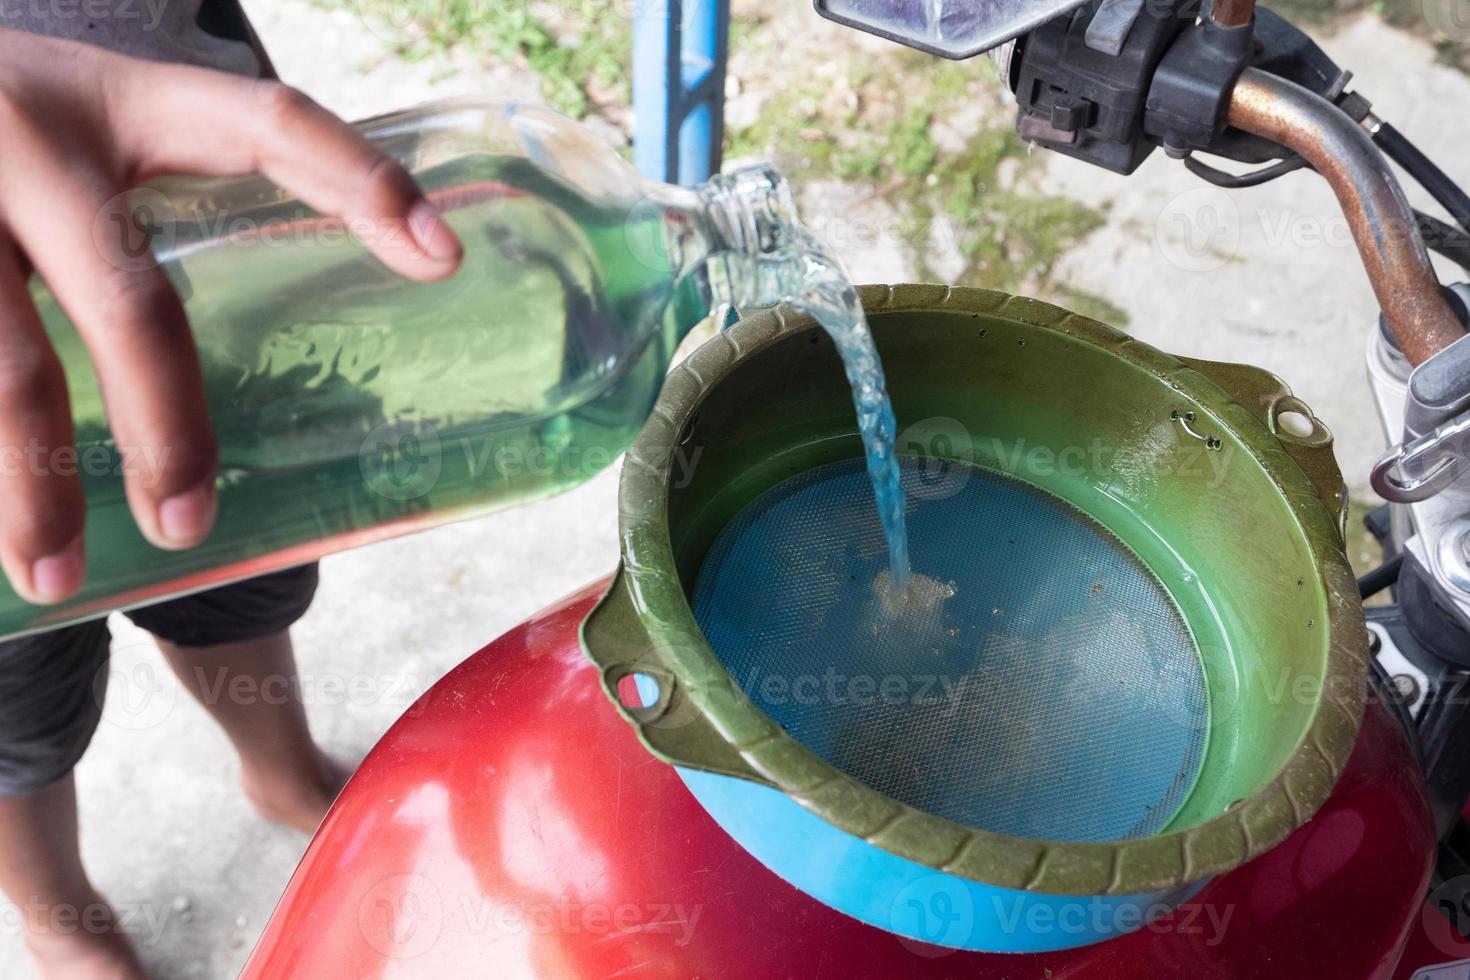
[1225,67,1464,366]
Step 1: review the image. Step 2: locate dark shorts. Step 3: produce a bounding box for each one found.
[0,564,318,797]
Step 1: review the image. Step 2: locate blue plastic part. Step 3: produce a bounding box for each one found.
[632,672,661,708]
[677,767,1205,952]
[633,0,730,185]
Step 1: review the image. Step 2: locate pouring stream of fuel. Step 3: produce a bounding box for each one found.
[756,228,913,601]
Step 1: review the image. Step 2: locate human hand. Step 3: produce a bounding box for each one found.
[0,27,463,604]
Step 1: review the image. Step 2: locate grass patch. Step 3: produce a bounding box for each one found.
[330,0,631,117]
[728,53,1126,323]
[323,0,1122,320]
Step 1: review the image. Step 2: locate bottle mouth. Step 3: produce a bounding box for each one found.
[701,164,803,311]
[703,164,800,260]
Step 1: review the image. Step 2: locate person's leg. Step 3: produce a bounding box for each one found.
[0,776,144,980]
[152,630,348,833]
[0,620,144,979]
[124,564,346,834]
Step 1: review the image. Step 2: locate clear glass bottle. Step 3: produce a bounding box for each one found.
[7,100,799,638]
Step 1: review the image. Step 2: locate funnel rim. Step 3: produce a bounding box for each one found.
[585,284,1368,896]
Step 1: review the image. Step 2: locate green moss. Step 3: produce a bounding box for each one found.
[325,0,631,117]
[727,57,1124,325]
[324,0,1123,323]
[727,53,982,181]
[892,114,939,177]
[908,181,1115,308]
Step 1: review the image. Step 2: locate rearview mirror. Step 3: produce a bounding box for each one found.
[814,0,1092,58]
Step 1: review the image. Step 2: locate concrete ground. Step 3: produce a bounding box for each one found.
[1039,14,1470,489]
[2,2,1468,977]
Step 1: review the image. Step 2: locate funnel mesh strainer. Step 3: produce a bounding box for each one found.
[691,457,1208,844]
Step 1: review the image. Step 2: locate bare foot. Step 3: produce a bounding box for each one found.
[240,751,353,834]
[24,894,147,980]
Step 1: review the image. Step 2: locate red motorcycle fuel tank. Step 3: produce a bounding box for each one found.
[246,287,1446,976]
[241,579,1443,979]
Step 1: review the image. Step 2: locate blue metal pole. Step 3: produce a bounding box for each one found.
[633,0,729,186]
[633,0,678,183]
[676,0,727,185]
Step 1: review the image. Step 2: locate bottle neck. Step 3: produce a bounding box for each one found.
[649,164,801,322]
[697,165,801,311]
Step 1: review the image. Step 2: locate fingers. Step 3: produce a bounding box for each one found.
[0,239,87,603]
[108,65,463,282]
[0,41,461,607]
[3,158,218,555]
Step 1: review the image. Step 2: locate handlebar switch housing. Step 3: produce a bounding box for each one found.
[1011,1,1353,172]
[1143,17,1253,156]
[1011,0,1190,173]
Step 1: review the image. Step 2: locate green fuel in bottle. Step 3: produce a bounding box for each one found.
[5,101,807,638]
